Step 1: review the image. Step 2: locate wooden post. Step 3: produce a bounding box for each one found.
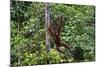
[45,3,50,52]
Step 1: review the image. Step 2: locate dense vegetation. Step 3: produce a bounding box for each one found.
[11,1,95,66]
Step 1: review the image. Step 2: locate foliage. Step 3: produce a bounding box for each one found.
[11,1,95,66]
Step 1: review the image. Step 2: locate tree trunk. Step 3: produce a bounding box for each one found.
[45,3,50,52]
